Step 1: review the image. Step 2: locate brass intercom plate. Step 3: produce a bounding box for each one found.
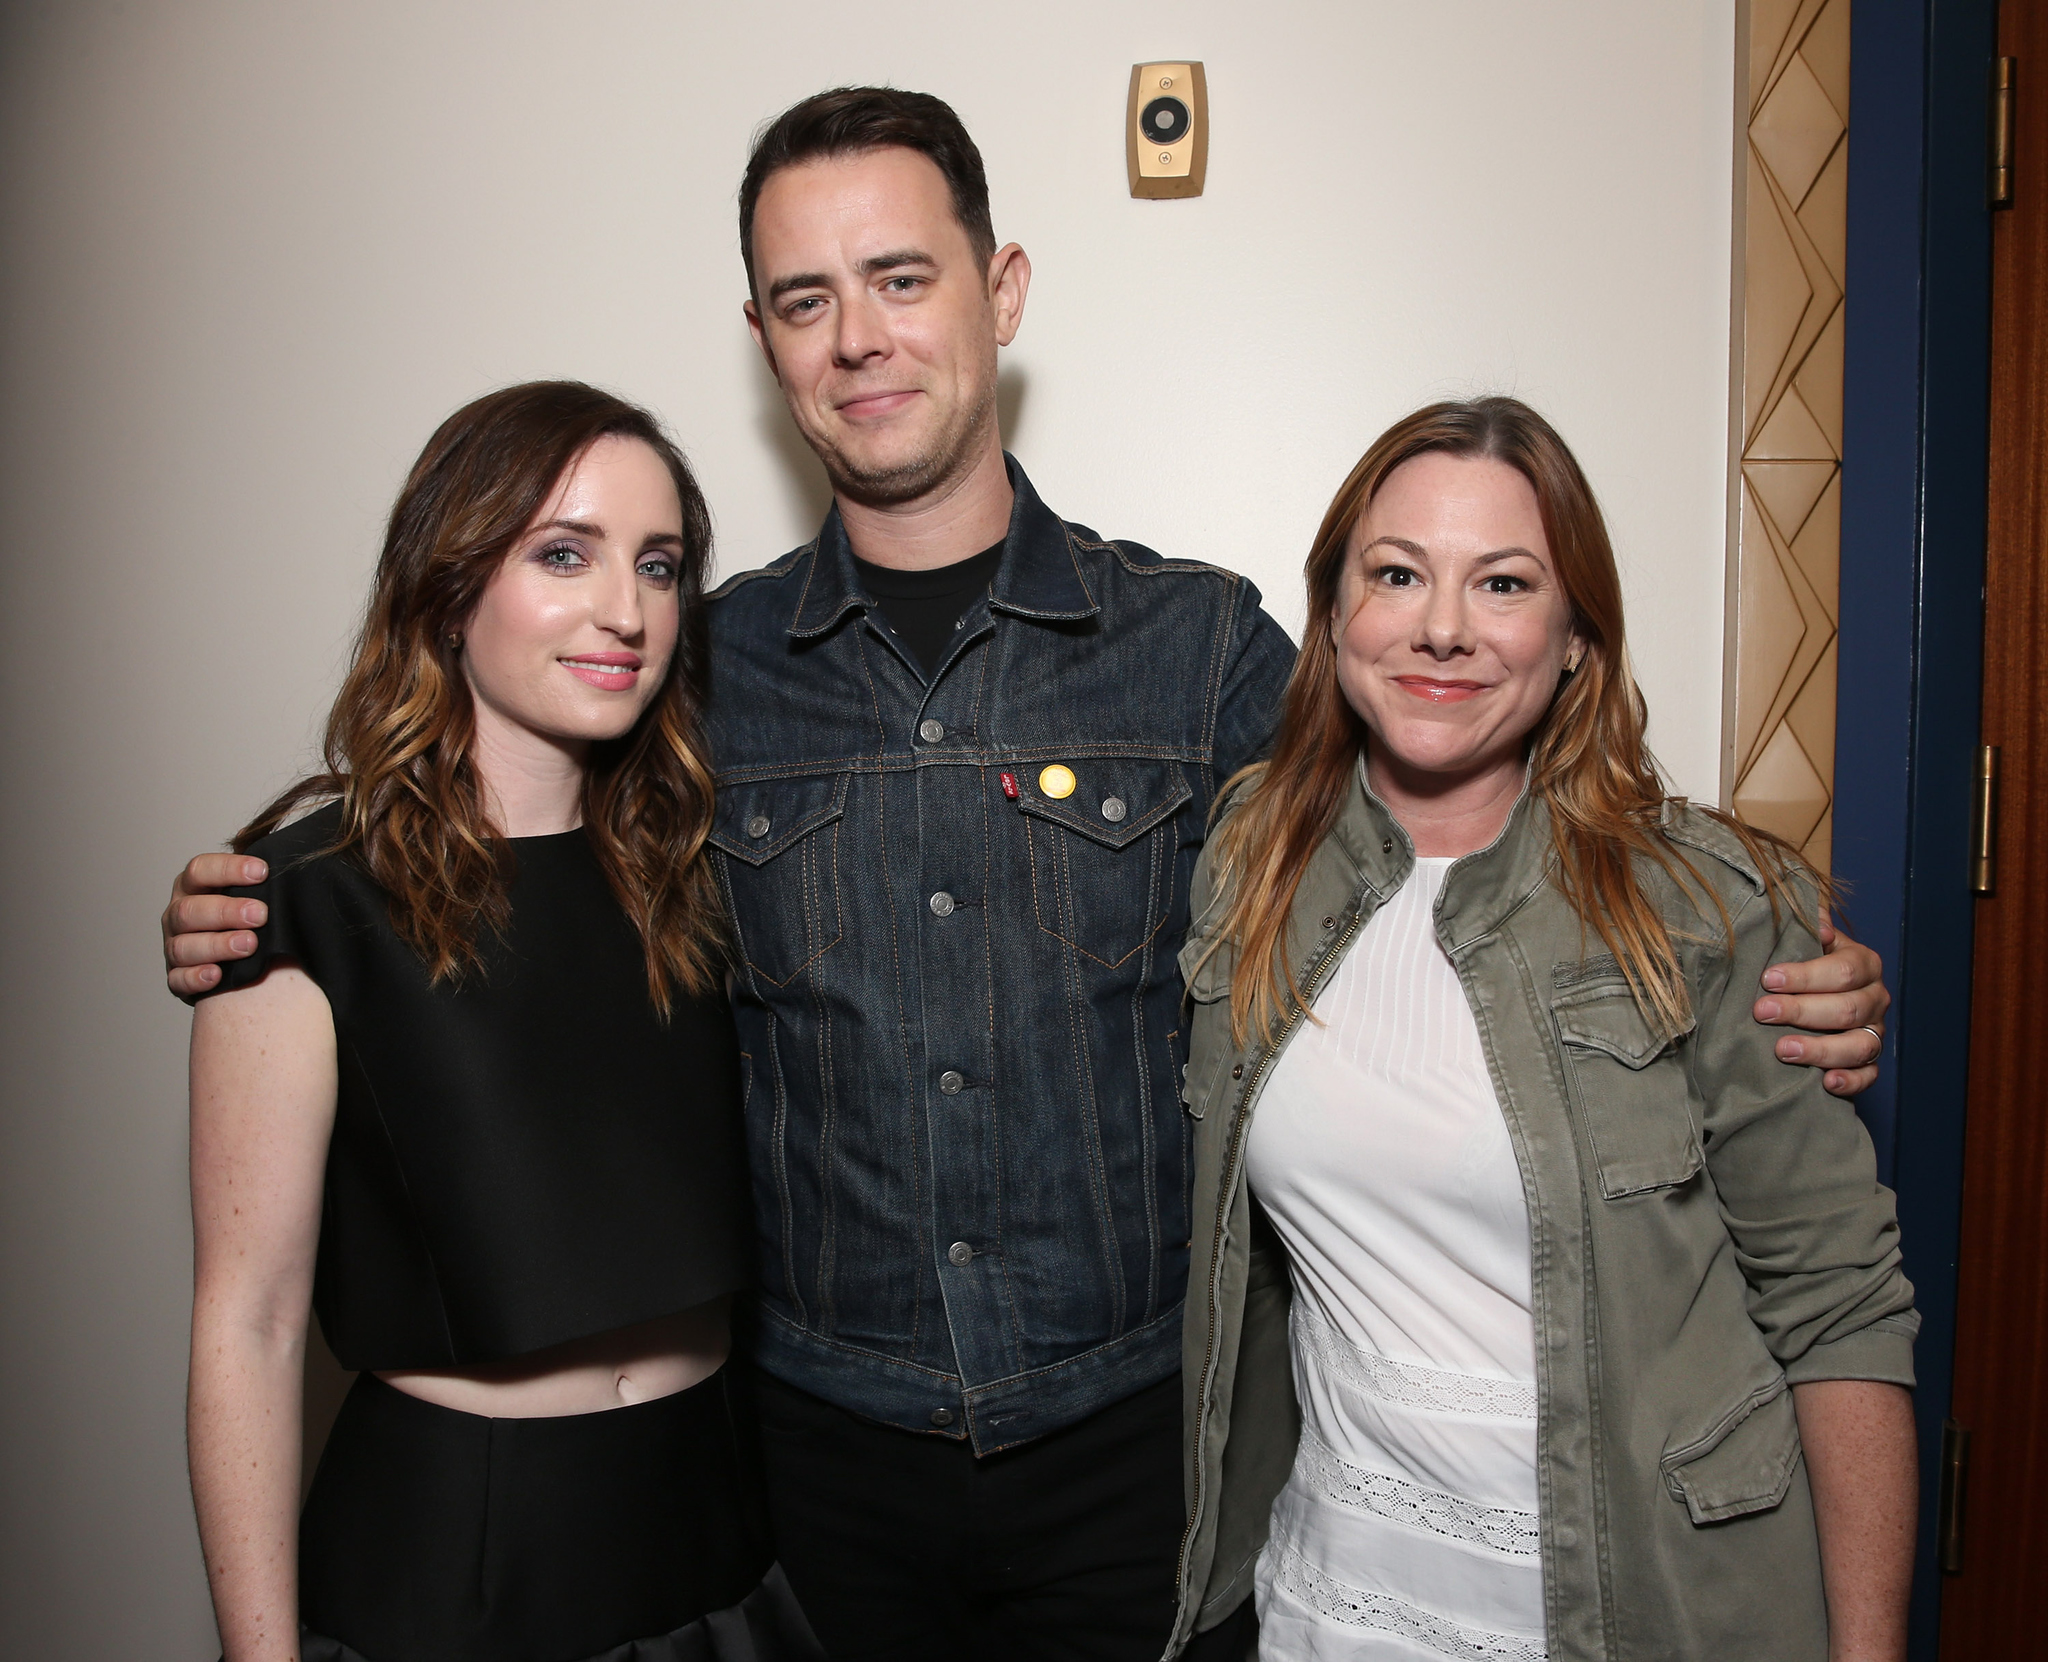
[1127,63,1207,199]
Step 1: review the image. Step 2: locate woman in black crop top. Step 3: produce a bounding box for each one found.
[187,383,819,1662]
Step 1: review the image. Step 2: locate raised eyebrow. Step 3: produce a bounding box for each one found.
[1472,546,1542,568]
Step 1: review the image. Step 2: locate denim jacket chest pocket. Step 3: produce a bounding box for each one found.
[1551,964,1703,1199]
[1017,757,1193,968]
[709,773,849,987]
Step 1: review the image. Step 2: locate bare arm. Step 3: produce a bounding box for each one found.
[1753,909,1891,1099]
[188,966,337,1662]
[1793,1379,1917,1662]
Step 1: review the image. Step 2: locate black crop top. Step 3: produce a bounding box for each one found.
[213,803,750,1371]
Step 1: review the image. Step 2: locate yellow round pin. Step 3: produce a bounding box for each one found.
[1038,764,1077,800]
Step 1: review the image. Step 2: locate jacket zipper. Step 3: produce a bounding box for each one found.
[1172,901,1370,1634]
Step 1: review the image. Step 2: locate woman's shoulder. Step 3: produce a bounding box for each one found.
[1206,766,1266,835]
[239,798,346,871]
[1652,800,1818,905]
[210,801,384,1001]
[235,800,391,911]
[1639,801,1827,977]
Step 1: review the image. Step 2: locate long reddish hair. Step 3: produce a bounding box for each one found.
[1206,397,1812,1044]
[236,381,722,1012]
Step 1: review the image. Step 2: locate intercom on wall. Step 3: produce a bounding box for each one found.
[1126,63,1208,199]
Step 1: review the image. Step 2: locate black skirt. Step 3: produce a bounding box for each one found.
[295,1367,821,1662]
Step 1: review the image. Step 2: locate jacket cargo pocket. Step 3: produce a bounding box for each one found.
[1553,966,1702,1199]
[709,773,848,986]
[1019,757,1193,968]
[1661,1375,1802,1524]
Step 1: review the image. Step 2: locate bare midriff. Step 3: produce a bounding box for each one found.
[376,1295,731,1418]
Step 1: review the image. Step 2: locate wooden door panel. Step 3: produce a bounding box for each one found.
[1941,2,2048,1653]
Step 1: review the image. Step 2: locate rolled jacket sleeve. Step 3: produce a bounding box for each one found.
[1689,875,1918,1386]
[1784,1311,1921,1388]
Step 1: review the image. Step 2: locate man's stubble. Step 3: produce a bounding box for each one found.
[810,363,1001,513]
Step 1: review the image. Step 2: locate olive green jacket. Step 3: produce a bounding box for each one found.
[1168,771,1916,1661]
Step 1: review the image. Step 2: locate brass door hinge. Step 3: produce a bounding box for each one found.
[1992,57,2016,208]
[1971,744,2000,895]
[1938,1418,1972,1574]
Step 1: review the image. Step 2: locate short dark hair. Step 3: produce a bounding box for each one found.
[738,86,996,293]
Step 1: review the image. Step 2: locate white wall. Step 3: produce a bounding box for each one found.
[0,2,1734,1651]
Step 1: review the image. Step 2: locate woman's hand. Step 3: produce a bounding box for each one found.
[188,966,337,1662]
[1752,910,1891,1099]
[1793,1379,1917,1662]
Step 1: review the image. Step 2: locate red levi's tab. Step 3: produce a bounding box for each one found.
[999,771,1019,800]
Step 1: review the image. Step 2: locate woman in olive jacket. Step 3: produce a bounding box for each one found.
[1170,399,1916,1662]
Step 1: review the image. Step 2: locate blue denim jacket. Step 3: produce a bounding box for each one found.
[704,459,1295,1452]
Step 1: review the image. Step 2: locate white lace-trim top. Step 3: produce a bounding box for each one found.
[1247,856,1545,1661]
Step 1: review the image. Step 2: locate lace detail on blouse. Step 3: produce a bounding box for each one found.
[1271,1545,1546,1662]
[1296,1301,1538,1422]
[1298,1424,1540,1557]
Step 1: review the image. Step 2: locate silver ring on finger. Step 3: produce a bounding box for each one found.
[1858,1023,1884,1062]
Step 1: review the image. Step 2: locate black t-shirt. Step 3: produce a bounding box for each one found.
[854,540,1005,677]
[211,802,750,1370]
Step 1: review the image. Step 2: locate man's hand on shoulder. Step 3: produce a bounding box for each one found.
[164,853,268,1001]
[1752,909,1890,1100]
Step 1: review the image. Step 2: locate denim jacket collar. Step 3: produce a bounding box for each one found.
[786,454,1102,639]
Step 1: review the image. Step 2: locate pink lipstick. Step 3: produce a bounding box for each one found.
[560,653,642,691]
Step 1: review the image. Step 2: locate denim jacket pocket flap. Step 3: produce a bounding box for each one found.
[1660,1375,1800,1525]
[709,773,850,867]
[1017,758,1192,851]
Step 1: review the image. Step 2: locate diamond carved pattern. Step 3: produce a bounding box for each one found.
[1798,140,1850,287]
[1727,0,1846,873]
[1747,152,1843,449]
[1753,53,1846,205]
[1734,722,1832,849]
[1744,459,1835,543]
[1734,483,1812,770]
[1795,304,1846,453]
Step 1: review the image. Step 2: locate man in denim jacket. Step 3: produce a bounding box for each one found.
[163,84,1894,1662]
[705,87,1295,1662]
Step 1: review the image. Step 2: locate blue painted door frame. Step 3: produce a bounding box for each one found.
[1834,1,1996,1652]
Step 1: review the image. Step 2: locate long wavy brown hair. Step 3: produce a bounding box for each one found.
[236,381,723,1012]
[1207,396,1815,1045]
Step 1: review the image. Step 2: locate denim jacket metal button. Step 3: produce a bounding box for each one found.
[703,458,1296,1453]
